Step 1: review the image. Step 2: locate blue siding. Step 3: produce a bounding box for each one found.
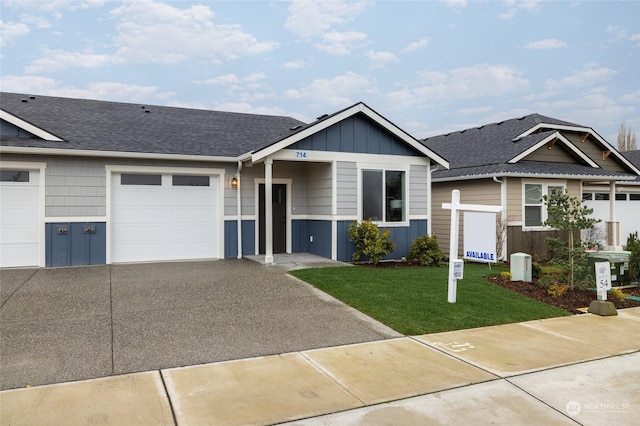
[292,220,331,258]
[336,219,428,262]
[291,115,421,156]
[46,222,105,267]
[224,220,256,258]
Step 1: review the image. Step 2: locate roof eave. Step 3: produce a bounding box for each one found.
[0,146,238,163]
[432,172,637,183]
[0,109,64,142]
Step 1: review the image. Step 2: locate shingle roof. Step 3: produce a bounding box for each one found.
[621,150,640,182]
[0,92,305,158]
[422,113,638,181]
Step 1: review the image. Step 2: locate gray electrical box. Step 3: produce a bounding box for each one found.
[510,252,532,282]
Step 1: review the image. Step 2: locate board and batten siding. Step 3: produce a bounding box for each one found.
[431,179,502,256]
[524,144,575,163]
[409,164,429,216]
[563,133,626,172]
[336,161,357,216]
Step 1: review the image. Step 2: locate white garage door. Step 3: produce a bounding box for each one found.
[0,169,40,267]
[111,173,219,263]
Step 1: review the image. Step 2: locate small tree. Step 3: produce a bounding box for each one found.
[348,220,396,264]
[627,232,640,282]
[617,122,637,152]
[543,189,600,289]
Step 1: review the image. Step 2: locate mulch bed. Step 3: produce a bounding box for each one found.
[488,275,640,314]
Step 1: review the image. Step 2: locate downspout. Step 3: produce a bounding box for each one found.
[428,164,440,235]
[236,160,243,259]
[493,176,507,261]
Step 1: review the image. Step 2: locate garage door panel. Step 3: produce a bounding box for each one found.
[110,172,219,263]
[0,171,40,268]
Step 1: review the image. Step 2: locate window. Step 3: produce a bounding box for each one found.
[630,194,640,201]
[362,169,406,223]
[172,175,209,186]
[582,192,593,201]
[594,193,609,201]
[0,170,29,182]
[615,193,627,201]
[523,182,565,227]
[121,174,161,185]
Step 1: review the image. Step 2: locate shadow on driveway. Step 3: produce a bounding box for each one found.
[0,259,398,390]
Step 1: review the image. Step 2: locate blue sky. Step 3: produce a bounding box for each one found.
[1,0,638,143]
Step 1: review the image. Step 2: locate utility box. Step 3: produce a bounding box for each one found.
[510,252,532,282]
[588,251,630,287]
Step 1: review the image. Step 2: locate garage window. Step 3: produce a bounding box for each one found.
[630,194,640,201]
[0,170,29,182]
[172,175,209,186]
[121,174,161,185]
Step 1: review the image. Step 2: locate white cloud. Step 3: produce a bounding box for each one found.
[629,34,640,47]
[413,64,529,101]
[0,74,58,93]
[245,72,266,83]
[283,60,307,69]
[0,20,30,46]
[401,38,429,53]
[24,49,112,74]
[19,14,51,29]
[110,0,278,65]
[456,106,493,115]
[544,67,617,91]
[444,0,467,9]
[197,74,240,86]
[366,50,399,68]
[606,25,627,39]
[499,0,540,20]
[284,71,372,107]
[316,31,368,55]
[213,101,289,117]
[284,0,369,38]
[524,38,567,50]
[3,0,104,13]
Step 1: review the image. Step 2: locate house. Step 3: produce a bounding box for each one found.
[0,92,448,268]
[582,149,640,246]
[422,114,640,261]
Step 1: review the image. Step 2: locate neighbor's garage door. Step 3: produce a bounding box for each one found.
[0,169,40,267]
[111,173,219,263]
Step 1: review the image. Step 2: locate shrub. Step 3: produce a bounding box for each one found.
[348,220,396,265]
[536,274,560,290]
[610,287,625,301]
[627,232,640,281]
[500,271,512,281]
[407,235,446,266]
[547,283,569,298]
[532,261,543,279]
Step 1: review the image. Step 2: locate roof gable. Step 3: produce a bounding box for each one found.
[251,102,449,167]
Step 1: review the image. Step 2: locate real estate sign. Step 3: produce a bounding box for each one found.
[463,212,497,263]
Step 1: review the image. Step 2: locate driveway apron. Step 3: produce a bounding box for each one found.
[0,259,396,390]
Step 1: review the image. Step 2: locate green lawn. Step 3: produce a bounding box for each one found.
[290,263,571,335]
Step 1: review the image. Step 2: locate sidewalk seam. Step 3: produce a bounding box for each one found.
[109,265,115,375]
[159,371,179,426]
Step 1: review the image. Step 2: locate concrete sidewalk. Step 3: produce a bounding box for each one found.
[2,308,638,425]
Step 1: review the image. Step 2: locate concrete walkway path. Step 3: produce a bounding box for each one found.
[2,308,638,425]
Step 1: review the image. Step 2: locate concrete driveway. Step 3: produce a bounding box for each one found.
[0,259,399,391]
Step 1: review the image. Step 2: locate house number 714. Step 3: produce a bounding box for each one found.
[296,151,308,158]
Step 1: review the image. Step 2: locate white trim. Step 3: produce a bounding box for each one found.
[513,123,640,175]
[331,220,337,260]
[105,164,225,264]
[427,159,433,235]
[508,132,599,167]
[251,103,449,168]
[0,160,47,267]
[45,216,106,223]
[269,149,431,166]
[253,178,292,255]
[0,145,236,163]
[0,109,63,141]
[432,173,636,183]
[409,215,430,221]
[356,164,410,227]
[292,214,356,221]
[331,161,338,216]
[521,179,567,230]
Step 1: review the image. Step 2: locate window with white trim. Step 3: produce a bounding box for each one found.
[362,169,406,223]
[523,182,565,227]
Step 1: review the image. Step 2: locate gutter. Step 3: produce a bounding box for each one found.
[236,160,243,259]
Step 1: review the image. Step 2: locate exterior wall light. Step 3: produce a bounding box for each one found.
[230,176,239,189]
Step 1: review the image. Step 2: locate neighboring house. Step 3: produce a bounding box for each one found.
[582,149,640,246]
[0,92,448,268]
[422,114,640,261]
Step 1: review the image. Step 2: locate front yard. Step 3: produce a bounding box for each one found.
[290,263,570,335]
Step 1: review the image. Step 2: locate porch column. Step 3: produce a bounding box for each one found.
[606,180,621,250]
[264,158,274,264]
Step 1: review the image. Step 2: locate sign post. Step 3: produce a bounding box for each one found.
[442,190,502,303]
